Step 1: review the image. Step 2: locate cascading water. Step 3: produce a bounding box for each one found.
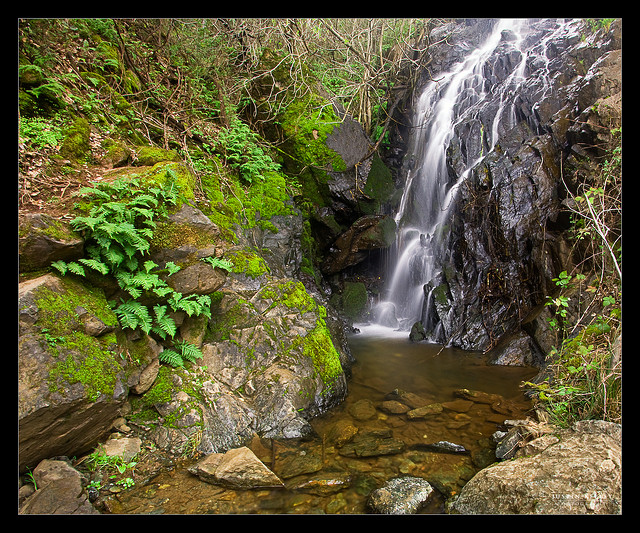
[374,18,580,339]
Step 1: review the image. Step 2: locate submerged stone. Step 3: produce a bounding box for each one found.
[367,476,434,514]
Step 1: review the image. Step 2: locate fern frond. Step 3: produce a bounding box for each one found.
[152,305,177,339]
[78,186,111,200]
[159,349,183,368]
[153,286,174,298]
[201,256,233,272]
[50,260,68,275]
[175,340,203,363]
[114,300,152,333]
[66,262,86,276]
[165,261,181,275]
[78,258,109,275]
[143,260,158,273]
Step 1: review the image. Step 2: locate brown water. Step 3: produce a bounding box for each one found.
[105,325,537,514]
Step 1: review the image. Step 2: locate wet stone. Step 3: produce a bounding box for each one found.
[442,399,474,413]
[379,400,410,414]
[406,403,443,419]
[386,389,432,409]
[348,399,377,420]
[338,427,405,458]
[367,476,434,514]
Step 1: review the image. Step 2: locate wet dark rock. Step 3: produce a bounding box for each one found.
[321,215,396,274]
[368,476,434,514]
[413,441,469,454]
[338,427,405,458]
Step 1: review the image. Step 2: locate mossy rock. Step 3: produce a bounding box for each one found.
[339,282,369,321]
[59,117,92,163]
[134,146,182,166]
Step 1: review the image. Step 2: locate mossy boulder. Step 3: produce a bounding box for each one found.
[134,145,182,166]
[59,117,91,163]
[18,274,138,472]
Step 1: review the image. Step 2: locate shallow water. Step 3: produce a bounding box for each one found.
[106,326,537,514]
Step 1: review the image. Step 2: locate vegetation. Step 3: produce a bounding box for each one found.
[525,127,622,427]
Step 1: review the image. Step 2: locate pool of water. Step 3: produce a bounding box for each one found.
[105,326,538,514]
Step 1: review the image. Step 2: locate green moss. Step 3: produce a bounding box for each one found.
[228,249,270,278]
[135,146,182,166]
[30,276,118,336]
[278,96,346,208]
[59,116,91,163]
[303,319,343,390]
[340,282,368,321]
[48,331,120,401]
[142,365,174,405]
[360,153,396,214]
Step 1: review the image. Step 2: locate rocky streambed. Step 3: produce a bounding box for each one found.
[86,328,538,514]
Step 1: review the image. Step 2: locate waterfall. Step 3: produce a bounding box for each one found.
[374,18,581,339]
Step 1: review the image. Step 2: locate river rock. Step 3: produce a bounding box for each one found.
[20,459,98,514]
[406,403,443,419]
[348,399,377,420]
[339,427,405,458]
[379,400,410,414]
[367,476,434,514]
[450,420,622,514]
[101,436,142,463]
[188,446,284,489]
[386,389,431,409]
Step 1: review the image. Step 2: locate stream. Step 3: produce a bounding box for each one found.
[105,325,537,514]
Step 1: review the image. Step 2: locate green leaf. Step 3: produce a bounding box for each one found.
[78,258,110,275]
[50,260,68,275]
[159,349,183,368]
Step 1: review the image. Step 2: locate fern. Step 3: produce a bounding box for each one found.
[114,300,152,333]
[50,175,218,343]
[151,305,177,340]
[159,349,183,368]
[158,340,203,368]
[175,339,203,363]
[78,258,110,275]
[201,256,233,272]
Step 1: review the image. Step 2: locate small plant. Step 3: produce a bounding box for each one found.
[201,256,233,272]
[159,339,204,368]
[216,117,281,184]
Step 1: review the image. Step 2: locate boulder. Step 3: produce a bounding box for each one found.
[322,215,396,274]
[19,213,84,272]
[188,446,284,489]
[20,459,98,514]
[367,476,434,514]
[450,420,622,514]
[18,274,132,472]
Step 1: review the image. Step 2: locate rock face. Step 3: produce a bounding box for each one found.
[384,19,622,359]
[450,420,622,514]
